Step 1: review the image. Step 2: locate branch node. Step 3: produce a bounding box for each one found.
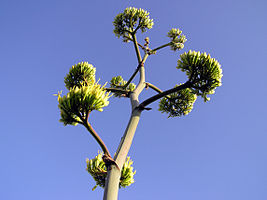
[102,153,120,171]
[137,104,152,111]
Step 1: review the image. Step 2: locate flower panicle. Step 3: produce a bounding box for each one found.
[167,28,187,51]
[56,62,111,126]
[177,50,223,101]
[113,7,154,42]
[86,152,136,190]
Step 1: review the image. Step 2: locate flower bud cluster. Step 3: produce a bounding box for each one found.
[177,50,223,101]
[86,152,107,190]
[57,62,111,126]
[159,86,197,117]
[167,28,187,51]
[113,7,154,42]
[110,76,136,97]
[86,152,136,190]
[120,157,136,188]
[64,62,96,90]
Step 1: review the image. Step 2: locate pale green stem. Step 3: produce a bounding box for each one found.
[105,87,130,97]
[152,42,171,52]
[145,82,171,99]
[124,35,145,50]
[145,82,164,94]
[132,34,142,63]
[103,52,148,200]
[123,53,149,90]
[134,53,148,96]
[122,63,141,90]
[103,93,142,200]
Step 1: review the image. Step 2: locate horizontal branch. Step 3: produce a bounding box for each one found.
[145,82,163,94]
[151,42,171,52]
[139,81,192,109]
[104,87,130,97]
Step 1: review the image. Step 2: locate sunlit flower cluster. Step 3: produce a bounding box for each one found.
[113,7,154,42]
[57,62,111,126]
[177,50,223,101]
[167,28,187,51]
[86,152,136,190]
[64,62,96,90]
[110,76,136,97]
[159,86,197,117]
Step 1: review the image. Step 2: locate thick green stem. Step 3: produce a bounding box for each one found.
[103,34,149,200]
[103,93,142,200]
[103,52,148,200]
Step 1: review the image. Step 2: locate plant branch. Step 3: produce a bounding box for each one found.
[123,53,149,90]
[145,82,164,93]
[122,63,142,89]
[151,42,171,52]
[132,34,142,63]
[145,82,173,100]
[124,35,146,50]
[138,81,192,109]
[105,87,130,97]
[134,53,149,96]
[103,50,149,200]
[103,93,142,200]
[83,120,111,157]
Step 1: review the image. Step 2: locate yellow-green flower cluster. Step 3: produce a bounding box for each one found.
[58,84,111,126]
[177,50,223,101]
[159,86,197,117]
[86,152,107,190]
[167,28,187,51]
[119,157,136,188]
[57,62,111,126]
[86,152,136,190]
[113,7,154,42]
[110,76,136,97]
[64,62,96,90]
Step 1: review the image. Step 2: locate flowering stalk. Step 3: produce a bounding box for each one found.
[56,7,222,200]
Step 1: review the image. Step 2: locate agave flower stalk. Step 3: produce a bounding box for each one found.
[56,7,222,200]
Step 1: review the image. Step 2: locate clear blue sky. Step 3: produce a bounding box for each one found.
[1,0,267,199]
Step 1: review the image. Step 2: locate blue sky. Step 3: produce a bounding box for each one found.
[1,0,267,199]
